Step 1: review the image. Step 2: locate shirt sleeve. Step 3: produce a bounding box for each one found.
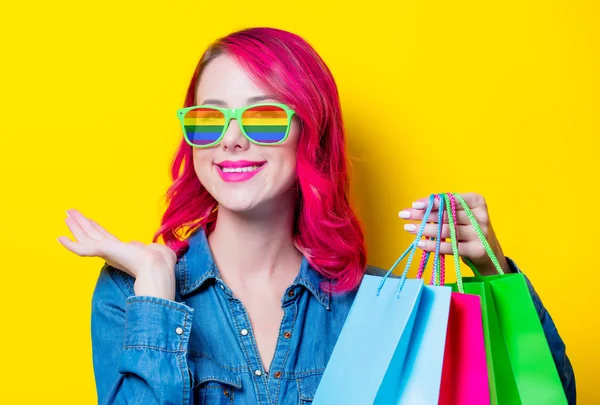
[505,256,576,405]
[91,262,195,405]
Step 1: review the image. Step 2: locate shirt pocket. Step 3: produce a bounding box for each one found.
[190,357,243,405]
[295,372,324,404]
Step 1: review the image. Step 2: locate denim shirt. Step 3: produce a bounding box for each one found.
[91,228,576,404]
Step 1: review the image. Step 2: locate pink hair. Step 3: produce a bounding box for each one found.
[152,27,367,293]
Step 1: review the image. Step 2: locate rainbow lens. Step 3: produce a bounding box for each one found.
[241,105,289,144]
[183,107,225,146]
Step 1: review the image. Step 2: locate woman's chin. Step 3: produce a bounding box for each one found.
[215,195,262,214]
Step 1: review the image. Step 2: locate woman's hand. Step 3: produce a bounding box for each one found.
[399,192,511,276]
[57,208,177,300]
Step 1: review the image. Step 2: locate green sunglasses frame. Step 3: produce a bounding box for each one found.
[176,102,296,148]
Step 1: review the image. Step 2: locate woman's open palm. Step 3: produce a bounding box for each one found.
[57,208,177,300]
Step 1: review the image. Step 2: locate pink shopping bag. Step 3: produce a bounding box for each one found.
[438,192,490,405]
[415,193,491,405]
[439,292,490,405]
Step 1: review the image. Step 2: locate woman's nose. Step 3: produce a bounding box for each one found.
[220,118,250,151]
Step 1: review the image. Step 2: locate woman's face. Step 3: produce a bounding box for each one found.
[192,54,301,214]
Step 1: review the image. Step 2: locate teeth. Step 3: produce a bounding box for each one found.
[222,165,261,173]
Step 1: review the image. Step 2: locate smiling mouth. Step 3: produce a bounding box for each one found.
[219,164,264,173]
[215,162,266,173]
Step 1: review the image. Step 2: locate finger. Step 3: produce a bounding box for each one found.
[399,208,470,225]
[66,209,104,241]
[410,197,435,210]
[400,193,490,227]
[411,193,486,212]
[64,216,92,243]
[404,223,476,241]
[416,239,483,257]
[57,235,99,257]
[412,193,486,211]
[89,218,120,241]
[409,194,445,211]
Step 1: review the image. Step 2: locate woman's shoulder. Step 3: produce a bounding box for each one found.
[365,264,398,278]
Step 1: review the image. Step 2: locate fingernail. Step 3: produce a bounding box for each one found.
[412,202,426,209]
[398,210,411,219]
[404,224,416,232]
[66,210,71,218]
[418,240,426,248]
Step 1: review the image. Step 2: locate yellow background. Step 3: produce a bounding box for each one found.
[1,0,597,403]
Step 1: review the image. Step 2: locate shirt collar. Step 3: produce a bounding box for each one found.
[175,227,331,309]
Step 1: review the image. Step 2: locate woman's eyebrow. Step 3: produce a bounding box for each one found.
[246,95,276,103]
[199,99,226,106]
[198,95,276,106]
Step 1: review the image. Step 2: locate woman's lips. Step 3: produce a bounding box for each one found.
[215,162,266,182]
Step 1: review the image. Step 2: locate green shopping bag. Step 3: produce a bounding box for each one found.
[446,193,567,405]
[456,281,520,405]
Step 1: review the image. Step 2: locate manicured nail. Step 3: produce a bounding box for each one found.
[412,202,426,209]
[404,224,417,232]
[398,210,411,219]
[417,240,427,248]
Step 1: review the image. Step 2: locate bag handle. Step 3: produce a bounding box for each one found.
[444,192,466,293]
[416,236,433,280]
[431,193,445,286]
[416,194,446,286]
[377,192,505,298]
[439,245,446,286]
[417,237,447,286]
[378,193,437,297]
[451,193,504,276]
[415,193,465,291]
[439,192,506,294]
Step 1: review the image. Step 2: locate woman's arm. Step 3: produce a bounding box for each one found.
[506,257,576,405]
[91,262,195,405]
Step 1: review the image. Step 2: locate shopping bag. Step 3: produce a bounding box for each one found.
[460,272,568,405]
[455,280,520,405]
[415,193,490,405]
[313,194,451,405]
[393,194,453,404]
[312,252,423,403]
[439,291,490,405]
[450,193,568,405]
[416,194,517,405]
[395,283,452,404]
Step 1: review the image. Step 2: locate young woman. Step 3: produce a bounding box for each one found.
[58,27,575,404]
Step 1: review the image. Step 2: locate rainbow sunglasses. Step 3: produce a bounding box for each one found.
[177,103,296,148]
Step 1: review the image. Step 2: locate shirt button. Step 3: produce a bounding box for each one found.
[287,289,295,297]
[223,389,230,397]
[254,369,262,376]
[241,329,249,336]
[175,327,183,335]
[283,331,292,339]
[220,284,225,290]
[273,371,282,379]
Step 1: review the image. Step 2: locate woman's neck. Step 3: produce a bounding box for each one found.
[207,201,303,288]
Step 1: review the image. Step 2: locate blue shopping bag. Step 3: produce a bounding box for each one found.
[312,274,424,405]
[395,194,454,404]
[313,194,452,405]
[395,284,452,404]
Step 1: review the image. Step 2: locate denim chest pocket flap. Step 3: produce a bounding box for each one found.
[190,357,243,403]
[296,373,324,403]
